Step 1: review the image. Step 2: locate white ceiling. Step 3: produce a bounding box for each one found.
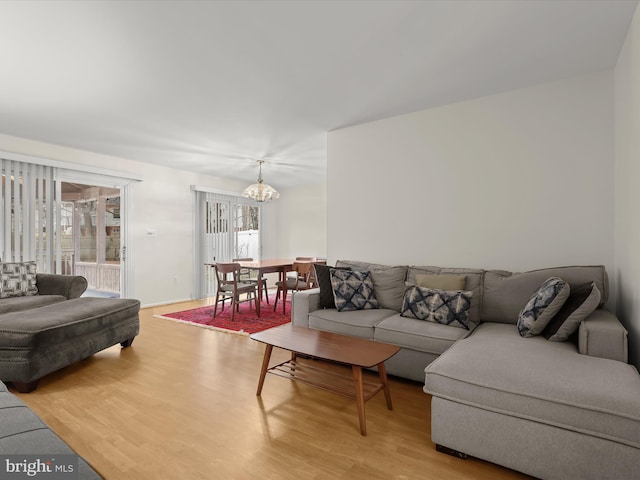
[0,0,637,188]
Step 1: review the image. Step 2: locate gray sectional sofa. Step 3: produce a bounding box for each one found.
[0,380,102,478]
[292,260,640,480]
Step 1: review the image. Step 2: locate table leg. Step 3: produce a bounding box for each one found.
[377,362,393,410]
[352,365,367,436]
[256,344,273,396]
[256,272,262,317]
[281,267,287,315]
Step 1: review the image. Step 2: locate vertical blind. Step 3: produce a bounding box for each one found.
[0,158,59,272]
[193,189,261,297]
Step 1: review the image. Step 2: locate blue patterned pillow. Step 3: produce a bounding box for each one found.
[330,269,379,312]
[517,277,570,338]
[0,261,38,298]
[400,285,473,330]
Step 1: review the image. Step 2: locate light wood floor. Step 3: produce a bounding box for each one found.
[13,300,531,480]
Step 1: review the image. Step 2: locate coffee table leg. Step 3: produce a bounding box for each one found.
[377,362,393,410]
[352,365,367,436]
[256,344,273,396]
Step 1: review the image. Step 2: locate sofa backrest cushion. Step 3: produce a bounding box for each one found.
[335,260,407,311]
[407,266,484,325]
[481,265,608,324]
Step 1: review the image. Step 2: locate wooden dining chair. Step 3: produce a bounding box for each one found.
[273,261,313,311]
[286,256,317,281]
[232,257,269,304]
[213,262,259,321]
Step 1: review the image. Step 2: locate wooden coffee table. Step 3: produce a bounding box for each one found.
[250,325,400,435]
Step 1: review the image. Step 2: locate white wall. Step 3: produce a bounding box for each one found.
[328,71,614,276]
[0,133,248,306]
[272,182,327,260]
[615,4,640,369]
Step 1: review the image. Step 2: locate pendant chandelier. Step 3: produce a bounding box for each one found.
[242,160,280,202]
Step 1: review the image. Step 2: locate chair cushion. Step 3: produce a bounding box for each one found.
[276,279,308,290]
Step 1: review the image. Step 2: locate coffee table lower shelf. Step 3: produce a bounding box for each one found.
[266,357,388,403]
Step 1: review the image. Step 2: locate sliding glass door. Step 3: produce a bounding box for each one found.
[194,189,261,298]
[61,182,123,297]
[1,154,134,298]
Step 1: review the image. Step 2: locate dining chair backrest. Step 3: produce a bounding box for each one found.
[293,261,314,285]
[232,258,255,281]
[214,262,242,285]
[295,256,316,262]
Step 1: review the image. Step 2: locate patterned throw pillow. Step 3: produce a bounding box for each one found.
[543,282,601,342]
[0,261,38,298]
[314,264,351,309]
[517,277,570,338]
[400,285,473,330]
[330,269,379,312]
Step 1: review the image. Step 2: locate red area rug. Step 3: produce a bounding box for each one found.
[154,294,290,335]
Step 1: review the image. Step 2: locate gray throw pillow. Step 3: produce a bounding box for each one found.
[400,284,473,330]
[330,269,379,312]
[543,282,601,341]
[517,277,570,338]
[369,266,407,311]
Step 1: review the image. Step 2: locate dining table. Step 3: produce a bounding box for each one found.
[237,259,297,316]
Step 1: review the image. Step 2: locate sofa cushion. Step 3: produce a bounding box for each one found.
[1,262,38,298]
[544,282,601,342]
[408,266,484,325]
[331,269,378,312]
[424,322,640,449]
[375,313,472,355]
[314,264,350,309]
[401,285,473,330]
[482,265,608,324]
[369,266,407,311]
[309,308,396,339]
[517,277,570,337]
[0,298,140,349]
[0,295,66,314]
[415,274,466,290]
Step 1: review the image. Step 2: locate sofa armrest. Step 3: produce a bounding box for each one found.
[291,288,321,327]
[578,308,628,363]
[36,274,88,299]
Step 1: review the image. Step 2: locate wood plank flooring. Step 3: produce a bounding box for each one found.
[13,300,531,480]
